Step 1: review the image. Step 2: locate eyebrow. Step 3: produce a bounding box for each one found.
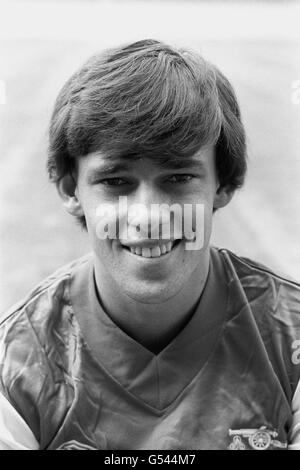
[158,159,206,171]
[87,158,206,180]
[87,162,132,180]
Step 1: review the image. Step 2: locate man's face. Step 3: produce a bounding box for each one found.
[74,145,222,303]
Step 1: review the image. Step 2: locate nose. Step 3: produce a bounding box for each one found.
[126,184,180,240]
[128,205,158,239]
[132,181,167,207]
[127,184,164,239]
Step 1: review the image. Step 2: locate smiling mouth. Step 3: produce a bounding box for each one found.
[121,239,182,259]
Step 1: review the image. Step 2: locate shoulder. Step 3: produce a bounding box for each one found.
[212,246,300,397]
[0,254,93,443]
[214,245,299,284]
[0,253,93,388]
[213,246,300,313]
[0,253,93,330]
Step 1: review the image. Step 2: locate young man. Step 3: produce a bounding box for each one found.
[0,39,299,450]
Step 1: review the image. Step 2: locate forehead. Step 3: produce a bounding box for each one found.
[80,146,215,174]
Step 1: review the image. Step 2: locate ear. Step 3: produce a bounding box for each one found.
[56,174,84,218]
[213,185,234,210]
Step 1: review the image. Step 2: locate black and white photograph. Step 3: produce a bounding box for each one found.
[0,0,299,452]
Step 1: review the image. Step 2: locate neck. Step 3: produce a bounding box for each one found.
[94,251,210,354]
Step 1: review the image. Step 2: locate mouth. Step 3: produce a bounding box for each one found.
[120,239,182,259]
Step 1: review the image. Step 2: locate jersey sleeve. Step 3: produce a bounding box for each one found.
[0,392,39,450]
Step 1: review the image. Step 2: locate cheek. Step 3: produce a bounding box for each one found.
[78,189,108,229]
[181,188,214,228]
[185,185,215,249]
[80,197,121,254]
[181,181,216,205]
[81,202,98,235]
[182,207,212,252]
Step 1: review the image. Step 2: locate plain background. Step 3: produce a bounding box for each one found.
[0,0,300,314]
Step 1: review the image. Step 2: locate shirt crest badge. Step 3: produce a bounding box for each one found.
[228,426,288,450]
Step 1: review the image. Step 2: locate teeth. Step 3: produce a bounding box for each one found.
[160,244,167,254]
[135,246,142,255]
[141,247,151,258]
[150,246,161,257]
[126,241,179,258]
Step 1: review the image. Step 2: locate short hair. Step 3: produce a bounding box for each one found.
[47,39,247,226]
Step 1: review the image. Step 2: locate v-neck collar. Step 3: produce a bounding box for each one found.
[70,248,228,411]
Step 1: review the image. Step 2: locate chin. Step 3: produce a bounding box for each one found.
[123,281,180,305]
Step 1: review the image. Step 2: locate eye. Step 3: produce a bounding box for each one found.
[100,178,128,187]
[167,174,194,184]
